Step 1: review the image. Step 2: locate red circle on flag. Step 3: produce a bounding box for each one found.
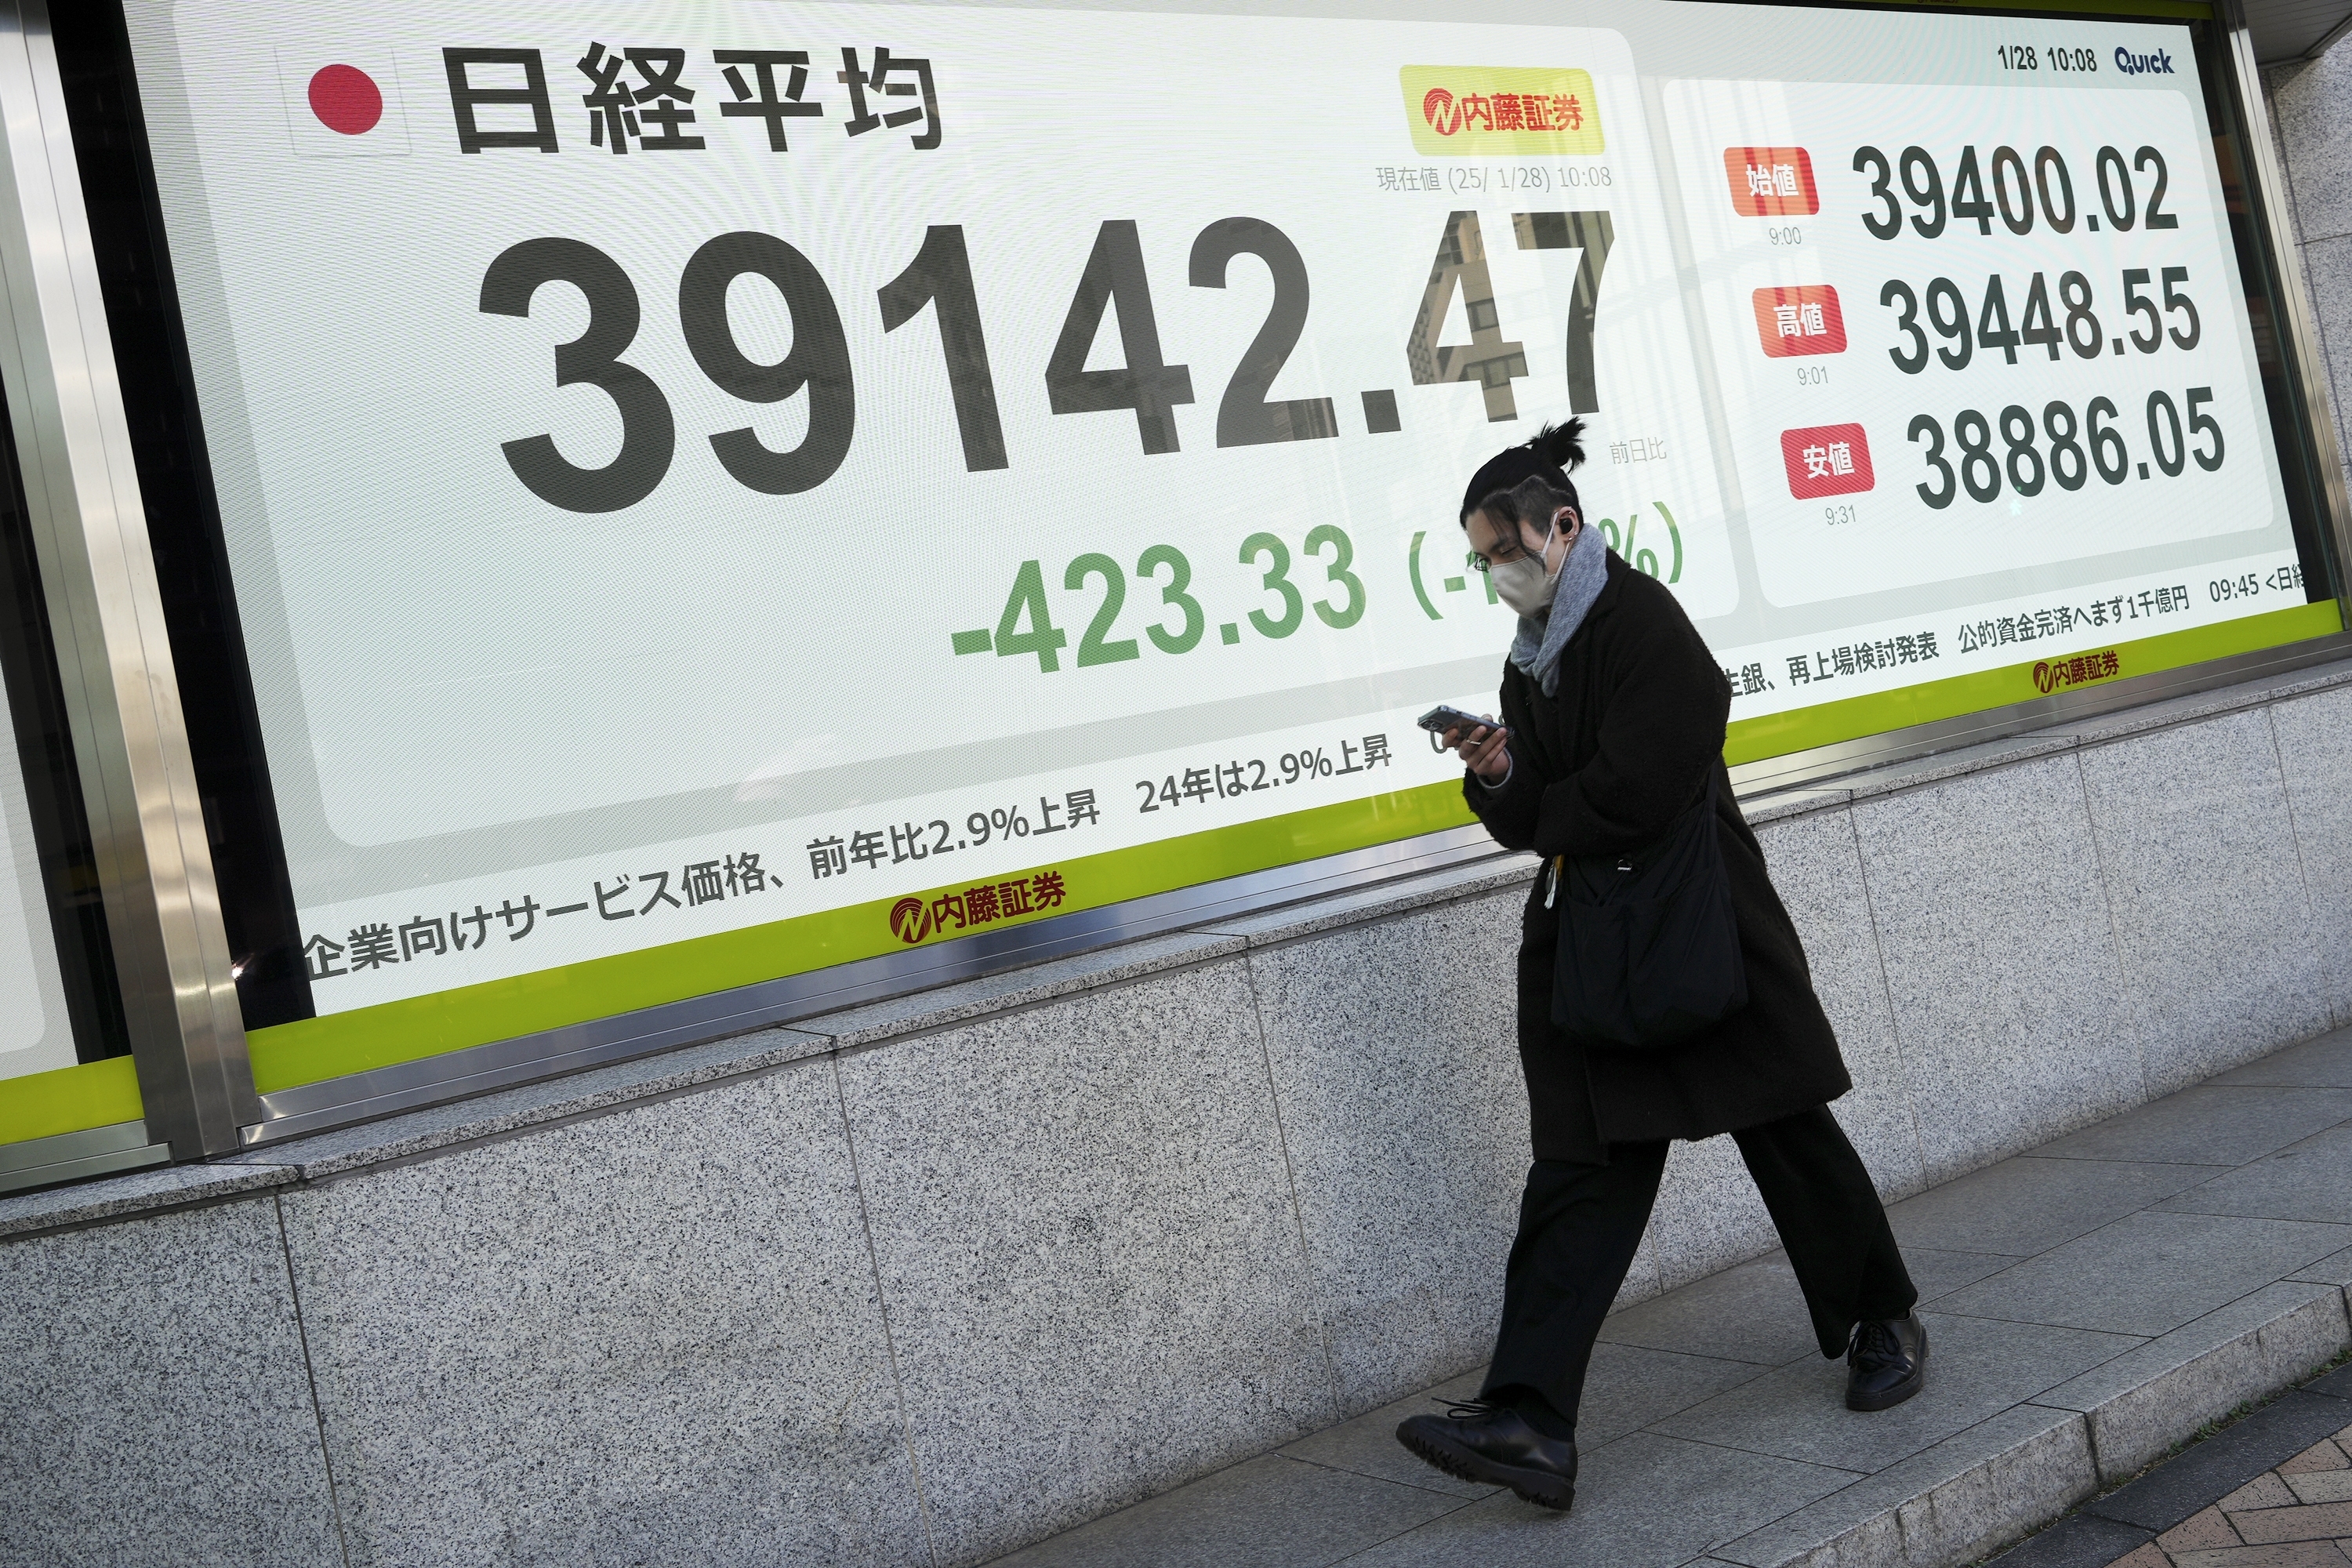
[307,65,382,136]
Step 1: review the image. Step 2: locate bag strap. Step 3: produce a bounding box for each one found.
[1546,762,1719,909]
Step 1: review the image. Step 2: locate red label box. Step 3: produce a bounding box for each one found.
[1780,423,1874,498]
[1725,147,1819,216]
[1751,285,1846,357]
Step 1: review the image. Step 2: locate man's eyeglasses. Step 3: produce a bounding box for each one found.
[1466,535,1535,574]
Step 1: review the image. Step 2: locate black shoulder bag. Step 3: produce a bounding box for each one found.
[1548,771,1748,1050]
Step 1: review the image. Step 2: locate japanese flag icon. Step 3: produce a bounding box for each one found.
[274,47,411,157]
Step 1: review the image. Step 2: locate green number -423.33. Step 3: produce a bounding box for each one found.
[953,528,1365,673]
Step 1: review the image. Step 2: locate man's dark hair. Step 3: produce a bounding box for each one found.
[1479,472,1577,532]
[1459,419,1588,530]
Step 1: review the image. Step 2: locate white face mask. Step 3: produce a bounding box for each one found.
[1490,521,1562,617]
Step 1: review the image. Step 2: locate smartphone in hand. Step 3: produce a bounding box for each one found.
[1416,704,1501,738]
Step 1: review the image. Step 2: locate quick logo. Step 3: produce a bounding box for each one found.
[2114,46,2176,74]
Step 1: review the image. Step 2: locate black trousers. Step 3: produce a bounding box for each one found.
[1480,1104,1917,1427]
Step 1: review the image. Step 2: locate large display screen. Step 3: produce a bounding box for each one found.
[118,0,2338,1091]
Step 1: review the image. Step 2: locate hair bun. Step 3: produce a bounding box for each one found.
[1534,417,1587,473]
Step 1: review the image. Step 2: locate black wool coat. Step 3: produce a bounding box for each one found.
[1464,552,1852,1164]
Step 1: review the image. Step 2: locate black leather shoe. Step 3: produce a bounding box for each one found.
[1846,1312,1929,1411]
[1395,1400,1577,1510]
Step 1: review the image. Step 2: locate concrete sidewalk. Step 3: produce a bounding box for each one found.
[983,1027,2352,1568]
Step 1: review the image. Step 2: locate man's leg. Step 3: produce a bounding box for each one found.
[1731,1104,1920,1360]
[1398,1142,1668,1509]
[1480,1141,1671,1431]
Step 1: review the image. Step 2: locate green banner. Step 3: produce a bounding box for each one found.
[244,779,1476,1094]
[1726,600,2341,764]
[248,597,2342,1096]
[2,597,2335,1145]
[0,1055,143,1146]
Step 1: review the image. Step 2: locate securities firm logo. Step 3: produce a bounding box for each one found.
[2032,650,2122,694]
[1401,67,1605,157]
[888,870,1069,945]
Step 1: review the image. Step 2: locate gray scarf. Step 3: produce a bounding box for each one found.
[1508,522,1610,696]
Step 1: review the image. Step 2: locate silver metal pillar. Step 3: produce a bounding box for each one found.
[0,0,253,1157]
[2223,0,2352,575]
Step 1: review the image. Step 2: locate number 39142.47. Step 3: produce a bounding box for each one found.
[479,209,1617,514]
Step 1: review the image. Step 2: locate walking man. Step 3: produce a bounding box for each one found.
[1398,420,1928,1512]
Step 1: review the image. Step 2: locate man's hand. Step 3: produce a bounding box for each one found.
[1443,717,1510,783]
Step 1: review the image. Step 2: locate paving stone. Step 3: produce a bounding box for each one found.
[2212,1030,2352,1089]
[1910,1245,2029,1302]
[2162,1504,2249,1550]
[1888,1156,2230,1259]
[2288,1248,2352,1287]
[2029,1283,2352,1481]
[973,987,2352,1567]
[2031,1088,2352,1170]
[2286,1472,2352,1504]
[2173,1543,2352,1567]
[1597,1250,1820,1367]
[2285,1439,2352,1474]
[1931,1212,2352,1338]
[2160,1130,2352,1225]
[1650,1311,2139,1476]
[984,1453,1465,1568]
[1276,1369,1494,1499]
[1328,1432,1858,1568]
[1577,1338,1780,1448]
[2227,1474,2303,1509]
[1707,1404,2094,1568]
[2233,1501,2352,1543]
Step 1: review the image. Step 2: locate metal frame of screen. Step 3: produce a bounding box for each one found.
[0,0,2341,1184]
[0,0,252,1192]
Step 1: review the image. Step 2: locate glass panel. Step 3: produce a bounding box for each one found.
[71,0,2343,1101]
[0,376,130,1124]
